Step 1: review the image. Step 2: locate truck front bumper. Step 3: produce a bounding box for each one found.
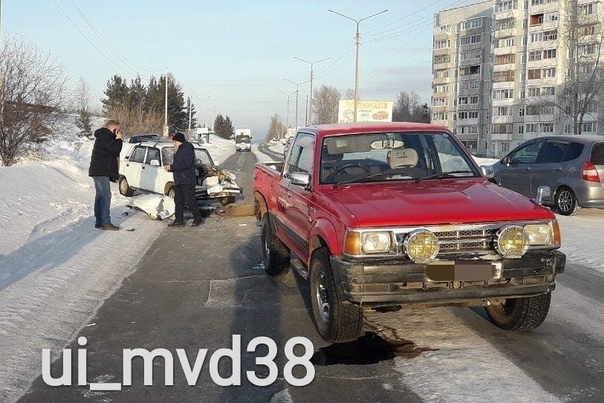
[329,251,566,307]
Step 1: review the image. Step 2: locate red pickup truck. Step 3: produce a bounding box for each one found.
[253,122,565,343]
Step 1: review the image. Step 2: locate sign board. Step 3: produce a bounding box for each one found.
[338,100,393,123]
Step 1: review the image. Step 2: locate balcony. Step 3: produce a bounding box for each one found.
[491,133,514,141]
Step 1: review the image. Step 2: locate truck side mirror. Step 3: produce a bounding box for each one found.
[533,186,551,205]
[480,165,494,179]
[289,172,311,189]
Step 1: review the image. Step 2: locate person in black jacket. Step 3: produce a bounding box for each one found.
[164,132,204,227]
[88,119,123,230]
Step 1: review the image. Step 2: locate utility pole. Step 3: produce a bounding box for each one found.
[284,78,309,131]
[188,95,193,134]
[293,56,330,125]
[0,0,4,126]
[163,69,169,136]
[277,90,294,139]
[328,8,388,122]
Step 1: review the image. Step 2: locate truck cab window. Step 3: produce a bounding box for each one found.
[286,133,315,176]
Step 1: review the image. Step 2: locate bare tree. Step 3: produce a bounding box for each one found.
[267,113,286,141]
[312,85,341,124]
[108,104,164,138]
[536,2,604,134]
[0,35,68,166]
[344,88,355,100]
[392,91,429,122]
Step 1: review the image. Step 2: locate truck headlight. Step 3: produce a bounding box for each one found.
[524,221,561,247]
[361,232,392,254]
[496,225,528,258]
[343,230,392,255]
[403,229,439,263]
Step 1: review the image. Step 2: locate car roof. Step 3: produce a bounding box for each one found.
[526,135,604,144]
[298,122,451,138]
[135,140,207,150]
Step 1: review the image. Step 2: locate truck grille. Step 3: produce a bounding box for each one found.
[435,229,497,253]
[395,226,500,255]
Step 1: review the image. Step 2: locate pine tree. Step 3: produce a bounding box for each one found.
[75,108,93,137]
[101,75,129,113]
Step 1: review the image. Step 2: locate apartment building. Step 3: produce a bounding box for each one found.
[432,1,493,155]
[433,0,604,158]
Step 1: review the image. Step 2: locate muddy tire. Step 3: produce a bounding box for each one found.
[310,247,363,343]
[485,292,551,331]
[167,187,176,199]
[119,176,134,197]
[260,215,290,275]
[555,186,579,216]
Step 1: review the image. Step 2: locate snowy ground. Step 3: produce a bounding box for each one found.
[0,127,603,402]
[0,118,240,402]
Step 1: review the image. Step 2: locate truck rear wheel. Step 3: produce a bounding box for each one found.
[261,215,290,275]
[485,292,551,331]
[310,247,362,343]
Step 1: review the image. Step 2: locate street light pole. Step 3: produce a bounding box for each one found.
[0,0,4,126]
[277,90,294,139]
[284,78,309,131]
[164,69,169,136]
[328,8,388,122]
[293,56,330,125]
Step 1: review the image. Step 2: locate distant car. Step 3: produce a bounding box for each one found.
[128,133,161,143]
[118,140,241,206]
[484,135,604,215]
[269,138,280,144]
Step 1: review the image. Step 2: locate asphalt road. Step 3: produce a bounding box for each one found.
[17,147,604,403]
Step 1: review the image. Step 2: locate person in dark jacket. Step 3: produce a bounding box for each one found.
[89,119,123,230]
[164,132,204,227]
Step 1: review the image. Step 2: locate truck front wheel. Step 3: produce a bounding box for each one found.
[485,292,551,331]
[261,215,290,275]
[310,247,362,343]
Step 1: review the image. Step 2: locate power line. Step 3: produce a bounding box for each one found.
[50,0,138,76]
[67,0,154,77]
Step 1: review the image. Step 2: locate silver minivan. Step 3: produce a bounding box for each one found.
[485,135,604,215]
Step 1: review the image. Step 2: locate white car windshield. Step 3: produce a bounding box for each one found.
[161,147,214,167]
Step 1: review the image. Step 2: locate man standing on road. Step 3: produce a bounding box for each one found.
[164,132,204,227]
[89,119,123,230]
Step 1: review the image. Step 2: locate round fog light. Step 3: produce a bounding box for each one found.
[404,229,439,263]
[496,225,528,258]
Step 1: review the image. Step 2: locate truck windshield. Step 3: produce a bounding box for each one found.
[319,131,479,185]
[235,135,251,143]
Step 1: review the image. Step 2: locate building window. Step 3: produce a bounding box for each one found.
[460,34,481,45]
[495,18,515,30]
[528,51,542,61]
[495,54,516,65]
[496,0,518,12]
[434,39,451,49]
[543,30,557,41]
[542,67,556,78]
[582,121,597,132]
[501,142,510,153]
[470,96,479,104]
[543,49,557,59]
[493,89,514,99]
[460,18,483,30]
[579,3,597,15]
[541,123,554,133]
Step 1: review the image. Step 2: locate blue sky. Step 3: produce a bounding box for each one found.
[3,0,480,136]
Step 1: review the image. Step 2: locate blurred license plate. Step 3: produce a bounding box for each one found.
[426,261,496,281]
